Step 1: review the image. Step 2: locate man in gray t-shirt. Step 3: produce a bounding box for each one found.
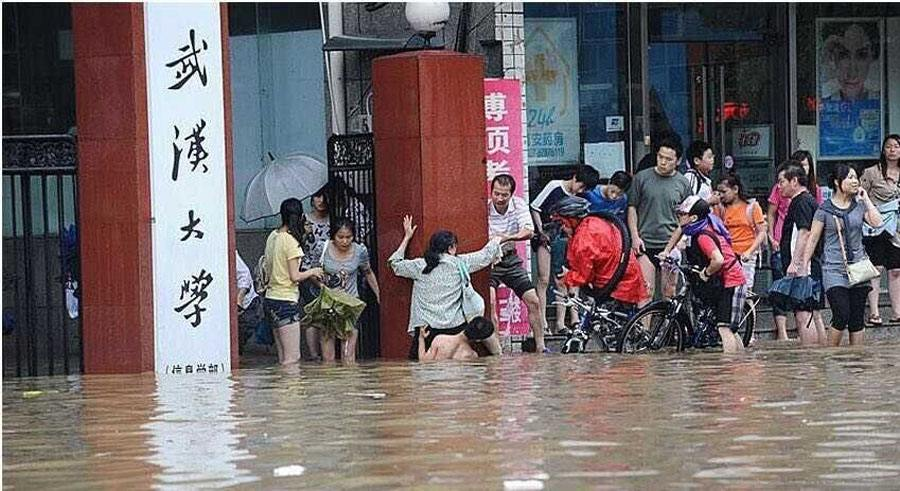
[627,138,692,299]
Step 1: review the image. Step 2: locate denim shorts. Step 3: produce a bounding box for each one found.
[264,298,302,328]
[550,236,569,276]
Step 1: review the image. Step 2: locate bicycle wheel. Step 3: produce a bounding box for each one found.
[616,302,685,354]
[735,299,755,347]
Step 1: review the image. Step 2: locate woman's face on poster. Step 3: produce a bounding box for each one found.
[827,24,876,101]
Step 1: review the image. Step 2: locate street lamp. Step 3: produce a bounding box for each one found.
[405,2,450,48]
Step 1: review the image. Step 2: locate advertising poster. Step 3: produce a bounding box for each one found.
[817,18,883,159]
[484,79,531,337]
[524,18,581,164]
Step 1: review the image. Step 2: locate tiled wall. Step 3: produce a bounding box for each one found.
[494,2,528,199]
[494,3,533,287]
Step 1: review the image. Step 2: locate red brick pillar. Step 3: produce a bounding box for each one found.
[72,4,236,373]
[372,51,488,359]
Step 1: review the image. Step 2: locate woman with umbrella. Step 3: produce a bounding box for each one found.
[796,164,882,346]
[304,218,380,363]
[263,198,324,365]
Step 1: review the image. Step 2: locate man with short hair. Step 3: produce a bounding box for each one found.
[627,137,692,299]
[780,162,827,346]
[685,140,719,206]
[585,170,632,220]
[488,174,546,353]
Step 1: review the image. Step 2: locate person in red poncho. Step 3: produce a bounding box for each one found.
[549,196,649,307]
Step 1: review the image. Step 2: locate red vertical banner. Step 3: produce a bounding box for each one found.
[484,79,530,336]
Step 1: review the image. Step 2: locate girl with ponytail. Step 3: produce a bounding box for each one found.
[262,198,324,365]
[422,230,459,274]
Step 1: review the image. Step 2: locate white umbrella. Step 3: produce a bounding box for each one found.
[241,151,328,222]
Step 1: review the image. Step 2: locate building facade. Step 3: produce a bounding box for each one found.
[3,3,900,372]
[6,3,899,220]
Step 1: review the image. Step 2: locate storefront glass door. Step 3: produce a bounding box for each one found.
[645,4,784,197]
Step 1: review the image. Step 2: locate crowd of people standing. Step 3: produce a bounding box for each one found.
[463,133,900,355]
[240,133,900,364]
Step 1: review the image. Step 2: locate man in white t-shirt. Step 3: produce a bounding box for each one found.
[488,174,545,352]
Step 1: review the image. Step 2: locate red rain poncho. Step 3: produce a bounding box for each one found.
[563,216,648,305]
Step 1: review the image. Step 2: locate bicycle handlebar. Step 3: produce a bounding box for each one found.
[660,256,703,276]
[552,292,592,312]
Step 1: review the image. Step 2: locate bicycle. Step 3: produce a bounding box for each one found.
[552,290,636,354]
[616,257,756,354]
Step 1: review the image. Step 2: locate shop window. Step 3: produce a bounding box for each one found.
[523,3,629,198]
[796,4,900,178]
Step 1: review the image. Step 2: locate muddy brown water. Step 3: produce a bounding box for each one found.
[4,341,900,489]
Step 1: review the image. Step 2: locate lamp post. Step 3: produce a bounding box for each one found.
[404,2,450,48]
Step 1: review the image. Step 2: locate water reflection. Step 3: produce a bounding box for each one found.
[3,343,900,488]
[143,375,256,489]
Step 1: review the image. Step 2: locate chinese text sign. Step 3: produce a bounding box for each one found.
[524,18,581,164]
[145,4,231,375]
[484,79,531,337]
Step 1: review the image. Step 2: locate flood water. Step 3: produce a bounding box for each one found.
[4,341,900,489]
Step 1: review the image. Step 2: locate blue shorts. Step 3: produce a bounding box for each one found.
[264,298,301,328]
[550,236,569,276]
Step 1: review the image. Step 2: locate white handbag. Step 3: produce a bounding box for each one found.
[834,216,880,286]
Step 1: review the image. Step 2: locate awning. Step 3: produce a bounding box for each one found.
[322,34,444,52]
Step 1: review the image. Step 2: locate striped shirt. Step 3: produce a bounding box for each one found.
[488,196,533,253]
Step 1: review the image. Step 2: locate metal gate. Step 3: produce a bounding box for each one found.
[326,134,379,359]
[2,135,82,377]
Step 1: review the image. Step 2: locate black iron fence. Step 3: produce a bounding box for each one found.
[327,133,379,359]
[2,135,81,377]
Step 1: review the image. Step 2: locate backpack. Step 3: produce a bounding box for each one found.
[685,169,706,196]
[254,254,269,295]
[743,199,762,229]
[685,229,739,305]
[579,211,632,301]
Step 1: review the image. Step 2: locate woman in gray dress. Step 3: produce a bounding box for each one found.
[798,164,882,346]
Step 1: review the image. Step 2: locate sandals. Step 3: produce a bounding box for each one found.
[868,314,883,326]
